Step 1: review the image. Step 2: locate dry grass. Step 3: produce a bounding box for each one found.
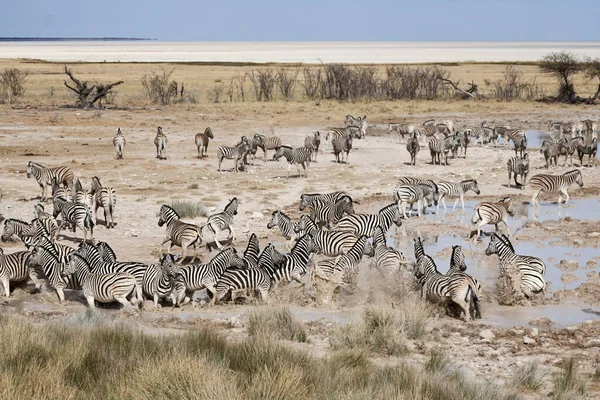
[552,358,587,400]
[170,199,208,218]
[248,306,308,342]
[0,313,518,400]
[510,361,546,392]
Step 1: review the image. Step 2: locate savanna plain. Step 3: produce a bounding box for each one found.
[1,58,600,399]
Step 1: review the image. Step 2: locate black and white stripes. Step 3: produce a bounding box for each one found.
[529,169,584,207]
[273,146,312,178]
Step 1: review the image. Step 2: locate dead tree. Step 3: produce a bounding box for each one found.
[440,78,478,99]
[63,66,123,108]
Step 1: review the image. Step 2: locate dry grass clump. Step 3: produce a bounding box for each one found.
[330,298,433,356]
[248,306,308,342]
[552,358,587,400]
[0,313,517,400]
[170,199,208,218]
[510,361,545,392]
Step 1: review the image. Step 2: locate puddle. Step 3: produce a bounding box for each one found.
[485,302,599,329]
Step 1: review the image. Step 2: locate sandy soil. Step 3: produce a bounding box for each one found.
[1,62,600,397]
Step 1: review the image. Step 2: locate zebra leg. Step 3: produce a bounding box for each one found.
[229,226,236,242]
[159,238,170,255]
[531,189,542,207]
[502,219,511,236]
[1,278,10,297]
[153,294,160,310]
[56,288,65,302]
[180,243,188,264]
[85,296,96,308]
[287,163,291,179]
[28,269,42,292]
[456,197,461,211]
[417,200,422,217]
[115,295,133,310]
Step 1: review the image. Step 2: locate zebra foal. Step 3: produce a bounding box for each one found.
[406,131,420,165]
[218,136,250,172]
[332,135,352,164]
[304,132,321,162]
[113,128,126,159]
[471,197,514,238]
[91,176,117,228]
[204,197,238,249]
[157,205,203,263]
[154,126,168,159]
[507,153,530,189]
[195,127,214,159]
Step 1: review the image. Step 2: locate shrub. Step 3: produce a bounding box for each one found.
[170,199,208,218]
[141,67,179,104]
[248,307,307,342]
[1,67,29,96]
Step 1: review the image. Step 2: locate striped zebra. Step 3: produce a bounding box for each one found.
[388,122,416,143]
[299,191,347,212]
[414,251,481,321]
[464,123,495,146]
[273,146,312,179]
[485,233,546,297]
[307,195,356,229]
[242,233,260,269]
[345,115,368,138]
[582,119,598,134]
[91,176,116,228]
[52,177,74,203]
[549,121,584,137]
[371,226,407,275]
[416,125,438,146]
[456,131,470,158]
[113,128,126,159]
[74,179,94,218]
[27,234,75,264]
[0,247,40,297]
[142,254,180,309]
[423,119,455,135]
[406,131,420,165]
[34,203,59,242]
[304,132,321,162]
[471,197,514,238]
[540,140,559,169]
[64,254,139,309]
[154,126,168,159]
[267,210,300,251]
[2,218,47,243]
[204,197,238,249]
[500,129,527,156]
[26,161,74,201]
[195,127,214,159]
[252,133,282,161]
[557,137,583,167]
[218,136,250,172]
[394,184,436,218]
[396,177,440,213]
[335,203,403,238]
[174,247,245,306]
[528,169,584,207]
[270,234,321,287]
[507,153,530,189]
[430,135,459,165]
[448,245,467,273]
[26,244,78,302]
[324,126,361,141]
[52,197,94,242]
[295,214,357,257]
[577,137,597,167]
[214,265,272,303]
[437,179,481,211]
[96,241,117,263]
[313,236,374,287]
[332,134,353,164]
[157,205,203,263]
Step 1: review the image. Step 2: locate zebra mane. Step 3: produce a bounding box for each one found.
[27,161,44,168]
[272,210,291,220]
[378,203,398,214]
[36,245,60,262]
[289,233,309,254]
[224,197,238,213]
[161,205,180,219]
[279,145,293,150]
[461,179,477,185]
[4,218,30,226]
[564,169,581,176]
[498,234,515,253]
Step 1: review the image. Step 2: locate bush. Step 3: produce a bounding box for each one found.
[248,307,307,342]
[492,66,545,101]
[141,67,179,104]
[1,67,29,96]
[170,199,208,218]
[248,69,276,101]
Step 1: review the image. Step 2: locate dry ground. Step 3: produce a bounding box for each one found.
[1,60,600,398]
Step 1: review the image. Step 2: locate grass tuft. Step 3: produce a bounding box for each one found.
[248,307,308,342]
[510,361,545,392]
[170,199,208,218]
[552,358,587,400]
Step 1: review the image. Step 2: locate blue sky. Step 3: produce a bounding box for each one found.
[2,0,599,41]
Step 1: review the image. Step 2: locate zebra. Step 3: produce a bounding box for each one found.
[26,161,74,201]
[456,131,470,158]
[51,177,74,203]
[423,119,455,135]
[154,126,167,159]
[217,136,250,172]
[581,119,598,134]
[304,132,321,162]
[34,203,59,242]
[204,197,238,250]
[332,135,352,164]
[540,140,559,169]
[509,131,527,157]
[2,218,47,243]
[428,135,456,165]
[414,251,481,321]
[26,244,78,302]
[371,226,407,275]
[313,235,374,287]
[464,123,495,146]
[0,247,40,297]
[395,177,440,213]
[27,233,75,264]
[91,176,117,228]
[74,179,94,223]
[388,122,416,143]
[507,153,530,189]
[273,146,312,179]
[52,197,94,242]
[270,234,321,287]
[257,243,287,276]
[307,195,356,229]
[471,197,514,238]
[549,121,584,137]
[335,203,403,238]
[174,247,245,306]
[267,210,301,251]
[416,125,438,146]
[345,115,368,137]
[251,133,282,161]
[195,127,214,159]
[448,245,467,273]
[242,233,260,269]
[142,253,180,309]
[324,126,362,141]
[528,169,584,207]
[113,128,126,159]
[295,214,357,257]
[437,179,481,211]
[157,204,203,263]
[577,137,597,167]
[214,265,272,303]
[485,233,546,297]
[394,184,436,218]
[406,131,420,165]
[299,191,348,212]
[557,137,583,167]
[64,253,139,309]
[96,240,117,263]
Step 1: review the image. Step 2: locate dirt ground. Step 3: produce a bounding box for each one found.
[1,60,600,397]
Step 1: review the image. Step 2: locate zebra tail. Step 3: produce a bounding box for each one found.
[466,285,482,319]
[470,208,481,225]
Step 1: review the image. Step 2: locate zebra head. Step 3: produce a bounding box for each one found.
[305,235,321,254]
[295,214,313,234]
[450,245,467,272]
[1,219,21,242]
[91,176,102,195]
[97,241,117,263]
[337,195,355,215]
[160,253,181,277]
[26,245,43,269]
[117,127,122,135]
[157,126,163,135]
[225,197,238,216]
[573,169,584,187]
[272,146,290,161]
[413,237,424,262]
[361,237,375,257]
[158,205,178,227]
[225,247,246,268]
[266,211,281,229]
[299,194,313,211]
[500,197,514,217]
[414,254,436,280]
[26,161,33,178]
[205,127,214,139]
[484,233,501,256]
[392,205,403,227]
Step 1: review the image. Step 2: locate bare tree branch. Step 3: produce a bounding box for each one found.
[440,78,477,98]
[63,65,123,108]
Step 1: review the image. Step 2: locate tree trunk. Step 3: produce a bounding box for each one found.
[63,66,123,108]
